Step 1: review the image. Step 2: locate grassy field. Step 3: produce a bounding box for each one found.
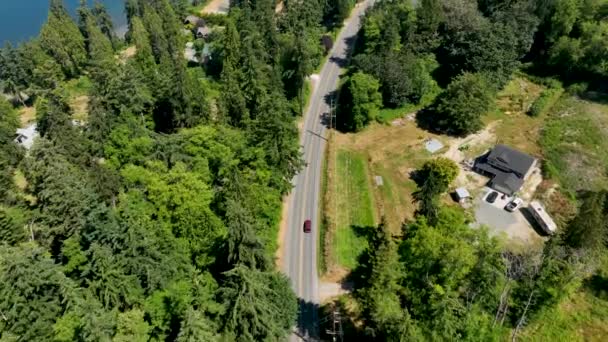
[520,291,608,341]
[329,149,375,270]
[540,94,608,193]
[322,122,442,276]
[376,103,421,124]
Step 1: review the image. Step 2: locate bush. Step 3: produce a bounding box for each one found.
[566,82,588,95]
[528,88,563,117]
[427,73,495,135]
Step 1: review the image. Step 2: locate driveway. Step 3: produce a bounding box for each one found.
[473,188,541,244]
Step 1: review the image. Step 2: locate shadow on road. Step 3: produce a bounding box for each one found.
[296,298,320,341]
[328,35,358,68]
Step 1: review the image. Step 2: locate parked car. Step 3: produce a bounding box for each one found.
[505,198,523,212]
[303,219,311,233]
[486,191,499,203]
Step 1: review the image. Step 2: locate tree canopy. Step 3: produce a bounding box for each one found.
[0,0,347,339]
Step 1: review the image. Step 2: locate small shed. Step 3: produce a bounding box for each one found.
[196,26,212,39]
[455,187,471,202]
[374,176,384,187]
[425,138,444,154]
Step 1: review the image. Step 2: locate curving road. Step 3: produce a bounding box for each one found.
[282,1,375,340]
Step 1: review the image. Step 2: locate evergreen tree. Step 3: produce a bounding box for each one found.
[359,221,423,340]
[25,144,98,246]
[224,197,269,270]
[142,5,170,63]
[0,207,28,245]
[40,0,87,77]
[412,171,442,225]
[92,1,119,49]
[249,94,303,194]
[220,265,298,341]
[176,308,220,342]
[0,98,22,201]
[220,21,249,126]
[130,16,158,88]
[0,243,75,340]
[0,44,30,105]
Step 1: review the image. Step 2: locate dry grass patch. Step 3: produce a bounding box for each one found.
[489,77,546,156]
[70,95,89,122]
[118,46,137,64]
[19,106,36,126]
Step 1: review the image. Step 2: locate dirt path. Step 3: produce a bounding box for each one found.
[444,122,499,187]
[275,193,292,270]
[200,0,230,15]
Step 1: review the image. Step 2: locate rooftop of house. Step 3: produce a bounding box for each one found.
[486,144,536,176]
[185,15,205,27]
[196,26,211,37]
[14,123,38,150]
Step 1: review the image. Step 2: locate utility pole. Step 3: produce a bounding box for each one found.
[323,307,344,342]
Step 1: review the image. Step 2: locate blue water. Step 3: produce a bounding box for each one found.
[0,0,126,45]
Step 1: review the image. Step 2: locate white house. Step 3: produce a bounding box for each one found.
[14,123,38,150]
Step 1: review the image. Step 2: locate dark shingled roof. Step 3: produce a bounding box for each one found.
[474,145,536,195]
[487,144,536,176]
[491,172,524,195]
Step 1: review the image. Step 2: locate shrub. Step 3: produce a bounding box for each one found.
[528,87,563,117]
[566,82,588,95]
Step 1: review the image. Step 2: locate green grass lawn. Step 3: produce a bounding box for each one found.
[540,94,608,192]
[62,76,93,97]
[376,103,422,124]
[520,291,608,341]
[332,149,375,270]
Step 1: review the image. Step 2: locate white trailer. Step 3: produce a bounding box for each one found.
[528,201,557,234]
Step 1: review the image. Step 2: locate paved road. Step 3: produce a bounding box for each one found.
[282,1,375,340]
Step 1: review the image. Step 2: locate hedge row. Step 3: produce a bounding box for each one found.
[528,87,563,117]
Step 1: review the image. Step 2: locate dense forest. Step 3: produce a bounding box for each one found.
[333,0,608,341]
[0,0,355,340]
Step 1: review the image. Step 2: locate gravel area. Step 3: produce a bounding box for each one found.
[473,188,541,244]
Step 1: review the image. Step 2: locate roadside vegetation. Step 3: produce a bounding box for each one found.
[0,0,357,340]
[321,0,608,340]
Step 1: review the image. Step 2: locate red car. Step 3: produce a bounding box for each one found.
[303,219,311,233]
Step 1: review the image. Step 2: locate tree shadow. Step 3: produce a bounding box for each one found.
[344,225,377,291]
[584,275,608,300]
[324,89,339,108]
[414,107,469,138]
[577,91,608,105]
[328,35,358,68]
[295,298,320,341]
[408,169,424,187]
